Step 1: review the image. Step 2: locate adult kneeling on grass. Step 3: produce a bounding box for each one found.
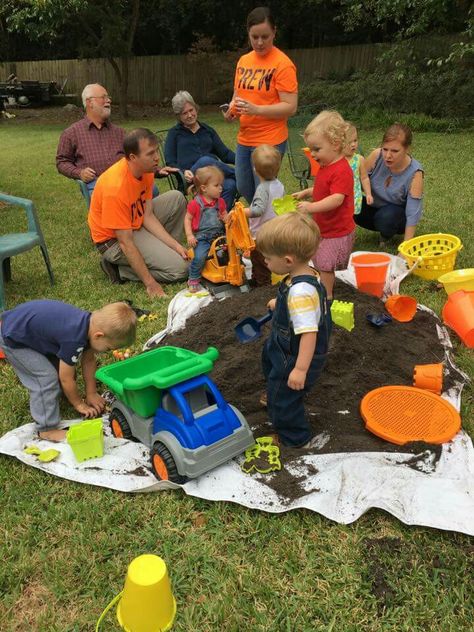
[355,123,424,244]
[88,128,188,298]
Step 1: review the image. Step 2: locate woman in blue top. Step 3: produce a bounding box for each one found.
[355,123,424,243]
[165,91,237,210]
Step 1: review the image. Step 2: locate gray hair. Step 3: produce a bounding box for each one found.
[81,83,101,108]
[171,91,198,115]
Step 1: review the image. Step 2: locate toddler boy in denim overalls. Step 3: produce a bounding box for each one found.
[256,213,332,448]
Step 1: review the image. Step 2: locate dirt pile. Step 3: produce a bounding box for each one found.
[162,282,454,500]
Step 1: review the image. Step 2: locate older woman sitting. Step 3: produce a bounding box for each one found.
[164,91,237,210]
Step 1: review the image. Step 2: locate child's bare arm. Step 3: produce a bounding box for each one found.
[288,332,317,390]
[359,160,373,205]
[292,187,313,200]
[297,193,344,214]
[184,213,197,247]
[58,360,97,418]
[81,348,105,414]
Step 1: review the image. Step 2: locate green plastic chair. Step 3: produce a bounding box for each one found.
[76,179,91,209]
[0,192,55,311]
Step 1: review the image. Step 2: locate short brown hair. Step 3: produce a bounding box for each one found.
[92,302,137,347]
[304,110,349,151]
[256,213,321,262]
[252,144,281,180]
[382,123,413,148]
[124,128,158,158]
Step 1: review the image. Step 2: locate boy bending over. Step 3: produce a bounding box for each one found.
[257,213,332,448]
[0,300,137,441]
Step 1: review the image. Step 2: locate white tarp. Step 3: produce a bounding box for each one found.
[1,253,473,535]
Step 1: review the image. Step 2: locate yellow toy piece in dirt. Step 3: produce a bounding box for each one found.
[241,436,281,474]
[330,300,355,332]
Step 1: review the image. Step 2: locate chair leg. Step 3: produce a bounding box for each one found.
[0,260,6,312]
[39,245,55,285]
[2,257,11,282]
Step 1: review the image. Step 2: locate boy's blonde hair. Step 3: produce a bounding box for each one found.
[252,144,282,181]
[304,110,349,151]
[256,213,321,262]
[193,165,224,192]
[92,302,137,346]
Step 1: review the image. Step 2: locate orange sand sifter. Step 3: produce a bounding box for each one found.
[360,386,460,445]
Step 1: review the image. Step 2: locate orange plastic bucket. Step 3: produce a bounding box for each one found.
[385,294,417,322]
[442,290,474,348]
[352,253,391,297]
[413,363,443,394]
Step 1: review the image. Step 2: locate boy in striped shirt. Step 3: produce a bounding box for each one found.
[257,213,332,448]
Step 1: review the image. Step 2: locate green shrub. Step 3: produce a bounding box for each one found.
[300,36,474,129]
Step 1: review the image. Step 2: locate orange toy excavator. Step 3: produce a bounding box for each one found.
[192,201,255,294]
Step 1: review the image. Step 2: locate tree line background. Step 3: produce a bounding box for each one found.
[0,1,472,123]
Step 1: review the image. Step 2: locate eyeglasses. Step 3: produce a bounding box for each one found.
[89,94,112,101]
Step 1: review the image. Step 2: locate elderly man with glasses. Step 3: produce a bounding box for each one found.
[56,84,126,193]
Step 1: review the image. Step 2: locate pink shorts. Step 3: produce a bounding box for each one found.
[312,230,356,272]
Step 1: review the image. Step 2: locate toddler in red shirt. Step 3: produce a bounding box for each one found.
[293,110,355,300]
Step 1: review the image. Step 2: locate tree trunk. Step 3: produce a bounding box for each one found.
[107,56,129,119]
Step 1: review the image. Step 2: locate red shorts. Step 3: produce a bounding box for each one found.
[312,230,356,272]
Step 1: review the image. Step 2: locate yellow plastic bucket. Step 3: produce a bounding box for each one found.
[117,554,176,632]
[438,269,474,295]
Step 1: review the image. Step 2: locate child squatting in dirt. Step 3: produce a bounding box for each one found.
[256,213,332,448]
[0,300,137,442]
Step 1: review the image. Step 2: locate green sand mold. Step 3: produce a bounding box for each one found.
[67,419,104,462]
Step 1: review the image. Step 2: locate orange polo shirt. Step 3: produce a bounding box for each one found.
[88,158,154,243]
[234,46,298,147]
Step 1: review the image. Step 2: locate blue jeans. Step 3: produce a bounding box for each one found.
[191,156,237,211]
[235,140,287,204]
[355,199,406,239]
[189,233,222,281]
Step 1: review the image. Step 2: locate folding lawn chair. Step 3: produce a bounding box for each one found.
[155,128,190,195]
[287,103,329,190]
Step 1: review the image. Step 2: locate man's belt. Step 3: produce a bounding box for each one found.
[96,238,118,254]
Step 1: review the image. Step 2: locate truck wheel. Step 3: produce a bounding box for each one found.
[110,408,133,440]
[151,442,187,484]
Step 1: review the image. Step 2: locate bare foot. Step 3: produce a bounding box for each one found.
[38,428,67,442]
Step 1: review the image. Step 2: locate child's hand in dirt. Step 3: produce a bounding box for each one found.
[85,392,106,415]
[187,235,197,248]
[288,367,306,390]
[76,401,99,419]
[267,298,276,311]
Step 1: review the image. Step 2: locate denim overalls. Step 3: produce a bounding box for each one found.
[189,196,225,281]
[262,273,332,447]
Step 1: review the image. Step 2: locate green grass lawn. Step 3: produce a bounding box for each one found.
[0,113,473,631]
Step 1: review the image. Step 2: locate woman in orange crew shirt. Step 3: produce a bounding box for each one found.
[224,6,298,204]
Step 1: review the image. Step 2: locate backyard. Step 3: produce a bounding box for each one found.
[0,108,473,631]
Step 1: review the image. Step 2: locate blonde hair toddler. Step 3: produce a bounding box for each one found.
[293,110,356,300]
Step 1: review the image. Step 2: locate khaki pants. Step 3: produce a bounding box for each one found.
[104,191,188,283]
